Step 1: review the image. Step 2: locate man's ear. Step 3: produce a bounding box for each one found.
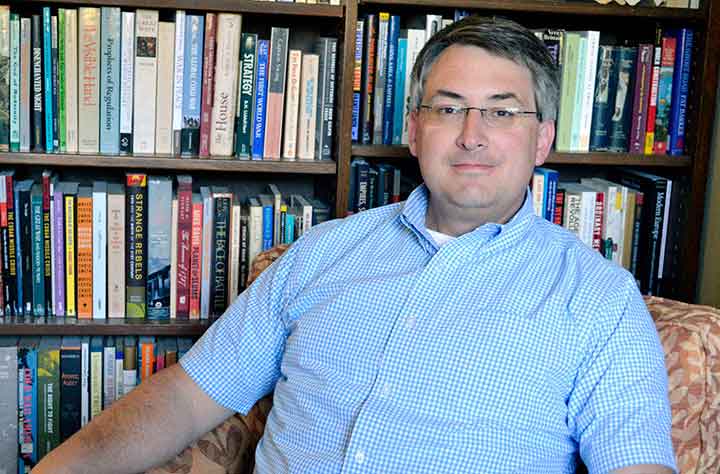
[535,119,555,167]
[407,109,419,158]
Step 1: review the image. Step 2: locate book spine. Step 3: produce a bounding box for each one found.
[89,338,102,419]
[31,15,44,152]
[102,339,116,408]
[229,202,241,302]
[668,28,693,156]
[316,37,337,160]
[210,13,242,157]
[107,188,125,318]
[297,54,319,160]
[0,7,8,151]
[607,47,637,152]
[19,184,34,315]
[146,177,172,320]
[169,199,177,318]
[31,189,46,316]
[9,14,20,152]
[629,44,654,154]
[235,33,257,158]
[189,198,203,319]
[210,195,231,316]
[80,338,89,426]
[360,14,376,145]
[198,13,217,158]
[99,7,121,155]
[172,10,185,156]
[392,37,406,145]
[251,39,270,159]
[43,8,54,152]
[653,36,676,154]
[20,17,31,152]
[64,193,76,317]
[644,30,662,154]
[402,29,424,144]
[119,11,134,154]
[18,341,38,469]
[125,174,147,319]
[351,20,363,143]
[51,15,59,152]
[58,10,66,153]
[199,188,213,319]
[53,186,65,316]
[132,10,159,155]
[0,342,17,467]
[92,184,107,319]
[78,8,100,154]
[59,342,81,442]
[4,175,18,315]
[264,27,289,160]
[42,177,52,314]
[38,341,60,458]
[282,50,302,159]
[139,337,155,382]
[238,209,249,292]
[578,31,600,152]
[591,192,604,252]
[261,202,273,251]
[175,177,192,318]
[180,15,204,157]
[155,22,175,155]
[64,10,78,154]
[373,12,389,145]
[382,17,399,145]
[76,190,93,319]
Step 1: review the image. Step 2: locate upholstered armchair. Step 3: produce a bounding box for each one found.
[148,246,720,474]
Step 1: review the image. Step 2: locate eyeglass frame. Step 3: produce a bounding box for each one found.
[416,104,543,128]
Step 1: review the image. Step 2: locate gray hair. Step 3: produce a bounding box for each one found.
[408,16,560,122]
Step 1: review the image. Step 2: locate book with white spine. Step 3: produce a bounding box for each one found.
[132,10,159,154]
[210,13,242,157]
[107,183,125,318]
[282,49,302,159]
[172,10,186,156]
[92,181,107,319]
[119,11,134,154]
[297,54,319,160]
[155,21,175,154]
[78,8,100,154]
[20,17,31,151]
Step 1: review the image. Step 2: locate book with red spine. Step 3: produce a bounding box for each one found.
[198,13,216,158]
[175,175,192,318]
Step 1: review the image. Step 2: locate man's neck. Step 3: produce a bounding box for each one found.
[425,197,523,237]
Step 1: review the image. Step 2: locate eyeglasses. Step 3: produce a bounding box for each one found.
[417,104,542,129]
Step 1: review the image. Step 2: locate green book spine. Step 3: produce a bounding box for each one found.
[58,9,66,153]
[38,337,61,460]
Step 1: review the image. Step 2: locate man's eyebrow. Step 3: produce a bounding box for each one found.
[429,90,524,103]
[486,92,522,102]
[430,89,465,101]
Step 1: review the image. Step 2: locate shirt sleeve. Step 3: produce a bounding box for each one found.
[568,277,677,474]
[179,242,301,415]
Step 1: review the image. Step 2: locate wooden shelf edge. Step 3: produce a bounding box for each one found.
[351,145,692,167]
[0,152,337,175]
[19,0,344,18]
[359,0,704,21]
[0,317,214,336]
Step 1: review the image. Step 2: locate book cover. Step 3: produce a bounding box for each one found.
[0,337,18,470]
[172,10,186,156]
[17,179,34,316]
[63,10,78,154]
[235,33,258,159]
[608,47,637,153]
[132,9,159,154]
[19,17,31,152]
[210,189,232,317]
[175,175,192,319]
[31,15,44,152]
[653,35,676,154]
[76,186,93,319]
[155,21,175,155]
[41,173,53,317]
[99,7,121,155]
[210,13,243,157]
[315,37,338,160]
[30,185,45,316]
[107,183,125,318]
[62,182,79,317]
[42,8,54,153]
[189,194,203,319]
[251,39,270,159]
[78,8,100,154]
[146,177,172,320]
[1,173,18,316]
[119,11,134,154]
[9,13,20,152]
[282,49,303,160]
[125,174,147,319]
[59,336,81,442]
[668,28,694,156]
[181,14,204,157]
[92,181,107,319]
[628,44,654,154]
[297,54,319,160]
[198,13,217,158]
[264,27,290,160]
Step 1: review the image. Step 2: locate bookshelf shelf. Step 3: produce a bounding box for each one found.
[351,145,692,167]
[0,152,337,174]
[0,317,214,336]
[358,0,706,21]
[21,0,344,18]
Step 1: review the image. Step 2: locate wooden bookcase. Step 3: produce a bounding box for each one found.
[0,0,718,339]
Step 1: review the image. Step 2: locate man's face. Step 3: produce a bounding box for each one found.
[408,44,555,227]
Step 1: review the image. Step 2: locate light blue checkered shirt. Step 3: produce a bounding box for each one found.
[181,184,676,474]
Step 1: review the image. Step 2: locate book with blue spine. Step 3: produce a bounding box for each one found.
[382,15,400,145]
[392,36,407,145]
[30,185,45,316]
[146,177,172,320]
[10,13,20,151]
[43,7,54,152]
[668,28,693,156]
[258,194,274,251]
[181,14,204,156]
[100,7,121,154]
[252,39,269,160]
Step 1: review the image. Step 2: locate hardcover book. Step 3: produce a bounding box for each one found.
[155,22,175,155]
[315,37,338,160]
[0,7,8,151]
[60,336,81,442]
[263,27,289,160]
[147,177,172,320]
[175,175,192,319]
[78,8,100,154]
[76,186,93,319]
[99,7,121,155]
[92,181,107,319]
[63,10,78,154]
[251,39,270,159]
[126,174,147,319]
[132,10,159,154]
[235,33,257,158]
[107,184,125,318]
[198,13,216,158]
[119,11,134,154]
[210,13,242,157]
[181,14,204,156]
[297,54,319,160]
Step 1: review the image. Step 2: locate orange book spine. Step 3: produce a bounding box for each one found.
[76,192,93,318]
[140,340,155,382]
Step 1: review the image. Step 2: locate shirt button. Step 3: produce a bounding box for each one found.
[380,383,391,398]
[355,450,366,464]
[405,315,417,330]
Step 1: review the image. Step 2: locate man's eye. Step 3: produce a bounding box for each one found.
[436,106,463,115]
[491,108,517,118]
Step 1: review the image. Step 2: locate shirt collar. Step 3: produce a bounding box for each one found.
[399,184,536,253]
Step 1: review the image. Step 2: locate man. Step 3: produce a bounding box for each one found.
[33,16,675,474]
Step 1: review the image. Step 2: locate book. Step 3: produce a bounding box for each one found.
[315,37,338,160]
[668,28,694,156]
[16,179,34,316]
[9,13,19,152]
[199,186,213,319]
[43,7,54,152]
[382,17,399,145]
[628,44,653,154]
[92,181,107,319]
[102,336,116,409]
[132,10,159,154]
[107,184,125,318]
[210,13,242,157]
[198,13,217,158]
[122,336,137,394]
[51,178,65,317]
[57,10,65,152]
[119,11,134,154]
[78,8,100,154]
[100,7,121,155]
[31,15,44,152]
[189,194,203,319]
[210,188,232,316]
[76,186,93,319]
[175,175,192,319]
[644,27,663,155]
[41,172,52,317]
[235,33,257,158]
[360,13,376,145]
[18,336,40,471]
[251,39,270,159]
[392,35,407,145]
[59,336,81,442]
[30,185,45,316]
[0,7,8,151]
[172,10,186,156]
[282,49,303,159]
[297,54,319,160]
[20,17,31,152]
[373,12,389,145]
[181,14,204,156]
[607,46,637,152]
[155,21,175,155]
[89,336,103,419]
[62,182,79,317]
[653,34,677,154]
[147,177,172,320]
[0,336,18,470]
[351,20,364,143]
[126,174,148,319]
[263,27,289,160]
[64,10,78,154]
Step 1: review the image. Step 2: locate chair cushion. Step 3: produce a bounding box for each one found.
[645,296,720,474]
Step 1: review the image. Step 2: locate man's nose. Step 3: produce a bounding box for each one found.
[456,109,489,151]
